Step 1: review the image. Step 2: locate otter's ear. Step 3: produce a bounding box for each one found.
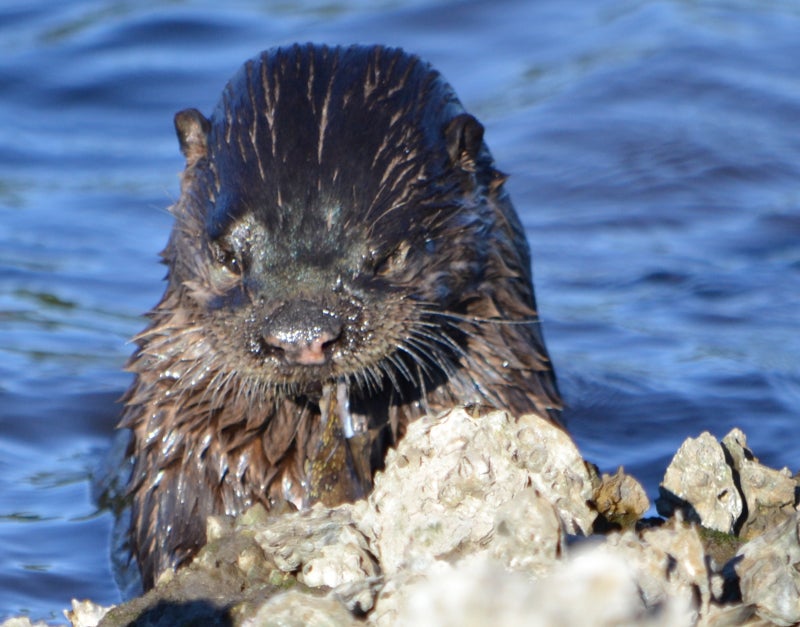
[445,113,485,170]
[174,108,210,167]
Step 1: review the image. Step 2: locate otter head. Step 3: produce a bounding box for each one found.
[160,45,511,408]
[123,44,560,592]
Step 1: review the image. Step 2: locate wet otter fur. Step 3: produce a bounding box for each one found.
[120,43,561,589]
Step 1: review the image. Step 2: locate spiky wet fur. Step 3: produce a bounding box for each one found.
[120,43,561,589]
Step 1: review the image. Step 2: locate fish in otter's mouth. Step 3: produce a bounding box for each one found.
[119,43,561,590]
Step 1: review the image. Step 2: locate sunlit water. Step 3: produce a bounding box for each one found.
[1,0,799,621]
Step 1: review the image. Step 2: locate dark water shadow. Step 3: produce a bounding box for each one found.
[101,599,232,627]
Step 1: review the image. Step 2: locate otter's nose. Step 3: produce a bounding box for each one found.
[261,300,342,366]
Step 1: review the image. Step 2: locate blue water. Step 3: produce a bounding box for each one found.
[1,0,799,621]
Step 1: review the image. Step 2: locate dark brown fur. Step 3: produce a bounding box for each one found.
[120,43,561,589]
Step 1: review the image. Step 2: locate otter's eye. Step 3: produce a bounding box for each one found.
[211,242,242,276]
[374,241,410,277]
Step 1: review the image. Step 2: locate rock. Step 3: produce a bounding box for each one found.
[376,549,690,627]
[641,522,711,616]
[64,599,112,627]
[657,428,799,544]
[93,504,362,626]
[25,416,798,627]
[657,431,743,534]
[370,555,538,627]
[534,548,693,627]
[488,488,565,577]
[599,521,708,620]
[241,589,357,627]
[699,603,760,626]
[724,512,800,626]
[254,504,379,613]
[696,527,744,577]
[720,428,798,540]
[358,408,595,575]
[591,465,650,527]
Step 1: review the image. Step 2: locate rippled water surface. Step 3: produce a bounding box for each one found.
[2,0,799,621]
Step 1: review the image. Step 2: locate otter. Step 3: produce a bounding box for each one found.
[120,43,561,590]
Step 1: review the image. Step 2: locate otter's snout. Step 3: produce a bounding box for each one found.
[260,300,343,366]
